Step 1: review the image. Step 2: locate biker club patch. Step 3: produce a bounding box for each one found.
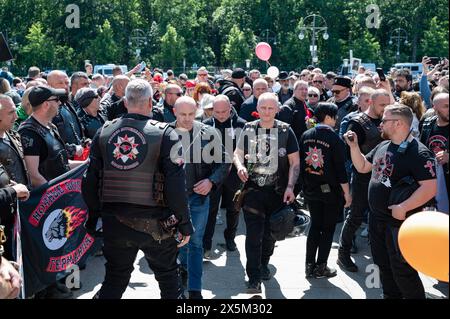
[107,127,148,170]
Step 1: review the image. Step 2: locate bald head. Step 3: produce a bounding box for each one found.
[213,95,232,123]
[47,70,70,92]
[112,75,130,97]
[174,96,198,131]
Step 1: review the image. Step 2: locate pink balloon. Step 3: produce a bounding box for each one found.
[255,42,272,61]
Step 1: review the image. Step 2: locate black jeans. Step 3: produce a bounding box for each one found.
[242,187,283,283]
[97,215,182,299]
[369,216,425,299]
[203,179,240,251]
[306,192,342,264]
[339,175,369,254]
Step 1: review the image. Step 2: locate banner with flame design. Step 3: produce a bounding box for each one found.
[17,164,95,297]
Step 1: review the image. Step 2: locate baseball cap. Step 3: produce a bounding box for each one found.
[28,86,67,107]
[75,88,99,108]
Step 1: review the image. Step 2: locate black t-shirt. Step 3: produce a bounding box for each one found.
[236,122,298,187]
[421,121,449,191]
[366,139,436,223]
[299,125,348,193]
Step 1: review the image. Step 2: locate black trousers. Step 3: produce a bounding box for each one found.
[203,177,240,251]
[97,215,182,299]
[305,192,342,265]
[339,175,369,254]
[242,187,283,283]
[369,216,425,299]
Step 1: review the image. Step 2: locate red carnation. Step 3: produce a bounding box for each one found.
[251,111,260,119]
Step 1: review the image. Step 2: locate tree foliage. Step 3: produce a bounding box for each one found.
[0,0,447,74]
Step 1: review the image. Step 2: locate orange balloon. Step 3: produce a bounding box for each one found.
[398,211,449,282]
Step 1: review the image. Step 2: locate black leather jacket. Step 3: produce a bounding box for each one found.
[169,121,231,195]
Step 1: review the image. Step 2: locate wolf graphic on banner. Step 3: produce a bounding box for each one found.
[16,164,95,297]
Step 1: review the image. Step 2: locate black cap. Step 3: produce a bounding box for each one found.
[277,71,289,81]
[333,76,352,89]
[75,88,99,108]
[28,86,67,107]
[231,68,246,79]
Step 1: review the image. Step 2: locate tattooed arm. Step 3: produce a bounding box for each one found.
[284,152,300,203]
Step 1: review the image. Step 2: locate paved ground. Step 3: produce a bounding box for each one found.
[74,210,449,299]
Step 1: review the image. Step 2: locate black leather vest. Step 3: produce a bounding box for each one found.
[99,117,168,207]
[245,120,290,194]
[18,117,70,181]
[335,96,357,132]
[0,164,10,188]
[349,112,383,155]
[0,131,30,186]
[78,109,105,139]
[52,103,84,145]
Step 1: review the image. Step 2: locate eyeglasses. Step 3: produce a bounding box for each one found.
[381,118,400,124]
[168,92,183,97]
[243,88,252,91]
[331,89,344,95]
[313,80,323,84]
[308,94,319,98]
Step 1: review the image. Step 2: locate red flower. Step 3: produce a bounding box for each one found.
[251,111,260,119]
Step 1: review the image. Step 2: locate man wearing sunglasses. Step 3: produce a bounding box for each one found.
[327,76,357,132]
[312,73,328,101]
[158,84,183,123]
[345,104,437,299]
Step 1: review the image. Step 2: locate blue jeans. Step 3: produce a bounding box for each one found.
[178,193,210,292]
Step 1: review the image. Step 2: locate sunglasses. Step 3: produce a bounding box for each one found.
[46,97,60,102]
[313,80,323,84]
[243,88,252,91]
[308,94,318,98]
[332,89,344,94]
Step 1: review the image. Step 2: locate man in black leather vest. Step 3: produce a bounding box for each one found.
[0,95,31,261]
[234,92,300,293]
[0,95,30,187]
[18,86,84,188]
[337,89,390,272]
[48,71,87,159]
[83,79,193,299]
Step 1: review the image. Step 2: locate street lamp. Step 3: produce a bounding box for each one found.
[259,29,278,45]
[298,14,329,66]
[128,28,148,60]
[389,28,408,63]
[245,59,251,70]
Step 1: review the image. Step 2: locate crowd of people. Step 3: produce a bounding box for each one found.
[0,55,448,299]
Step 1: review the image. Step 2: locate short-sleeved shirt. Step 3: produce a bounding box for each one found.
[366,139,436,224]
[236,121,298,187]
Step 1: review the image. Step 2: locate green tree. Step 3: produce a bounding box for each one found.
[224,25,254,67]
[19,22,55,69]
[157,25,186,69]
[420,16,449,57]
[89,20,120,64]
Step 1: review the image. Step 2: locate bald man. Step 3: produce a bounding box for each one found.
[234,92,300,293]
[101,75,130,120]
[169,96,230,299]
[48,71,86,159]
